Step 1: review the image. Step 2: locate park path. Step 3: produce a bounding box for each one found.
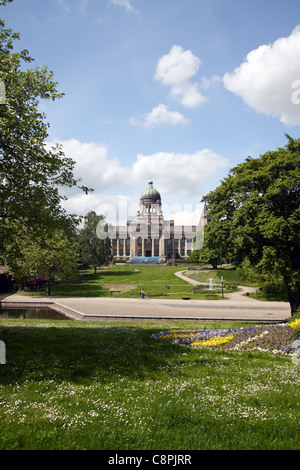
[174,270,259,302]
[0,268,291,322]
[0,290,291,323]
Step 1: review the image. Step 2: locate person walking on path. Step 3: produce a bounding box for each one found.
[139,289,145,299]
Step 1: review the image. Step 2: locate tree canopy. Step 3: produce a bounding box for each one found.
[0,2,90,260]
[78,215,112,273]
[202,135,300,314]
[6,229,79,296]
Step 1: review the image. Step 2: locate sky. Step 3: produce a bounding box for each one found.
[2,0,300,226]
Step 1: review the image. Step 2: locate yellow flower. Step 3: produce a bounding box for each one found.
[289,318,300,329]
[164,332,195,339]
[192,335,234,348]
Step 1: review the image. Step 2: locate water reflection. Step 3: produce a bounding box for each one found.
[0,307,70,320]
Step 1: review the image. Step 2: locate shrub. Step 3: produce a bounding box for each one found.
[258,280,288,301]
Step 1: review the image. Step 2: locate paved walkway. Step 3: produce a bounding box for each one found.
[0,269,291,322]
[0,282,291,322]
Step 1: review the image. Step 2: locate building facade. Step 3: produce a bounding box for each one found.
[85,179,211,261]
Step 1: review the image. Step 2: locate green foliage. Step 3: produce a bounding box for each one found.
[289,311,300,340]
[77,215,112,272]
[187,250,200,263]
[201,219,233,268]
[203,135,300,314]
[6,229,79,295]
[236,259,262,284]
[0,9,90,259]
[257,280,288,301]
[0,319,299,450]
[292,328,300,341]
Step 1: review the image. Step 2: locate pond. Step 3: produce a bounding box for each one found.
[0,307,70,320]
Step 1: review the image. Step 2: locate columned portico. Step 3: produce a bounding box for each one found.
[85,179,210,261]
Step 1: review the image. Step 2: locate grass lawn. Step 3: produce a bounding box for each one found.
[186,268,249,285]
[0,317,299,450]
[23,265,241,299]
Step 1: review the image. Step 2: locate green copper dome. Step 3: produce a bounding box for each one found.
[140,179,161,201]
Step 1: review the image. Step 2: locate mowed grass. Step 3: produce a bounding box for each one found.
[81,265,189,291]
[25,265,237,299]
[0,318,299,450]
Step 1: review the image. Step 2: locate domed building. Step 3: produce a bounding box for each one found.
[90,179,210,261]
[137,179,162,221]
[139,178,161,205]
[131,179,164,258]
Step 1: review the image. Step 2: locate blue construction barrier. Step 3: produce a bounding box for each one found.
[132,257,159,262]
[128,256,162,264]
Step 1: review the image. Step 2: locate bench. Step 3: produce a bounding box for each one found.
[110,290,121,295]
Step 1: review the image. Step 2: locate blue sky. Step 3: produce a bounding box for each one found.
[2,0,300,225]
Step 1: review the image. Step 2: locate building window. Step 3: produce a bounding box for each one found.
[126,239,130,256]
[145,238,151,257]
[137,238,142,256]
[119,239,124,256]
[154,239,159,257]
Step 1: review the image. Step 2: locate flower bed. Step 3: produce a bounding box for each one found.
[154,322,300,356]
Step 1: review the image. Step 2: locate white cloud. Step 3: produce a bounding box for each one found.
[200,75,222,90]
[223,26,300,125]
[131,149,229,197]
[110,0,139,14]
[132,104,189,127]
[62,193,139,226]
[57,0,89,14]
[57,0,70,12]
[154,45,207,108]
[48,138,127,192]
[62,192,205,227]
[78,0,89,15]
[55,139,228,197]
[163,204,204,226]
[53,139,229,223]
[155,45,201,85]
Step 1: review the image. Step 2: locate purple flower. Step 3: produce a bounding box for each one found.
[155,323,294,355]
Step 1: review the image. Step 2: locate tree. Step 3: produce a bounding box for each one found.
[6,230,79,296]
[78,215,112,273]
[202,135,300,315]
[198,222,233,268]
[0,2,90,260]
[187,250,200,264]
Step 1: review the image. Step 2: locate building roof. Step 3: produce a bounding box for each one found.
[140,179,161,201]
